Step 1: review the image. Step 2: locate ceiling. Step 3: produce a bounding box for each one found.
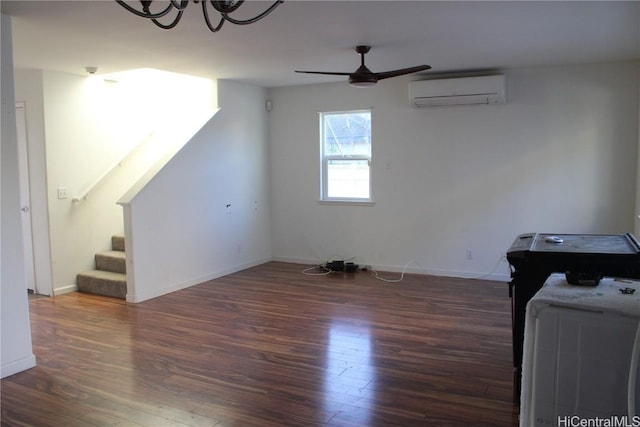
[2,1,639,88]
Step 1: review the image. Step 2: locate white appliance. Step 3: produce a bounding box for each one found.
[408,74,506,108]
[519,274,640,427]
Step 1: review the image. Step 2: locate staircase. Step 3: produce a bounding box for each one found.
[77,236,127,299]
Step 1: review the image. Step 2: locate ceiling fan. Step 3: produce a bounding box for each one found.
[295,45,431,87]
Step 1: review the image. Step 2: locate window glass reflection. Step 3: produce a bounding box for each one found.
[323,321,376,424]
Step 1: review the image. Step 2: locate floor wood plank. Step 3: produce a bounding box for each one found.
[2,262,518,426]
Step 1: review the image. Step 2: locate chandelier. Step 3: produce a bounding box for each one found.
[116,0,284,32]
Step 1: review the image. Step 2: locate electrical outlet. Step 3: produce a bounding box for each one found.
[57,187,69,199]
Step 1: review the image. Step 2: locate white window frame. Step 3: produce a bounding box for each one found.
[319,109,373,203]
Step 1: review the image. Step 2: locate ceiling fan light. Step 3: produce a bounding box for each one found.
[349,71,378,87]
[349,80,377,88]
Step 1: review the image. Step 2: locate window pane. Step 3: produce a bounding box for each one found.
[323,112,371,157]
[327,159,370,199]
[320,109,372,201]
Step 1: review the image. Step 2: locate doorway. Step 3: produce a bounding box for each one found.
[16,101,51,297]
[16,102,36,294]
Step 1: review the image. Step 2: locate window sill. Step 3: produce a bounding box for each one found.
[318,199,375,206]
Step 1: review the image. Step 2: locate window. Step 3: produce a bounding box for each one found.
[320,110,372,202]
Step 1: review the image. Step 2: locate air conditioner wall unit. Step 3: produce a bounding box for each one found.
[409,75,506,108]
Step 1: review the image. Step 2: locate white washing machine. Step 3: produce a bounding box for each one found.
[519,274,640,427]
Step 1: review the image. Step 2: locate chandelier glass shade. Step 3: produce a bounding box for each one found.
[116,0,284,32]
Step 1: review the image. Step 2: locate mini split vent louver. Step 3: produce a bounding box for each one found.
[409,75,506,108]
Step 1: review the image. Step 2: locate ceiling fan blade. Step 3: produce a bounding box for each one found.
[375,65,431,80]
[295,71,352,76]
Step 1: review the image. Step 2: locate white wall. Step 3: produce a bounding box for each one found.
[123,80,271,302]
[1,13,36,378]
[269,62,640,280]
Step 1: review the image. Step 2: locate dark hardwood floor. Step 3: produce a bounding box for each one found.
[2,262,519,427]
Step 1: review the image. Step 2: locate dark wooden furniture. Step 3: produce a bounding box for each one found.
[507,232,640,404]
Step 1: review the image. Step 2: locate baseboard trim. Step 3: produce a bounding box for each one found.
[53,284,78,296]
[126,257,271,303]
[271,256,510,282]
[1,353,36,379]
[123,255,510,304]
